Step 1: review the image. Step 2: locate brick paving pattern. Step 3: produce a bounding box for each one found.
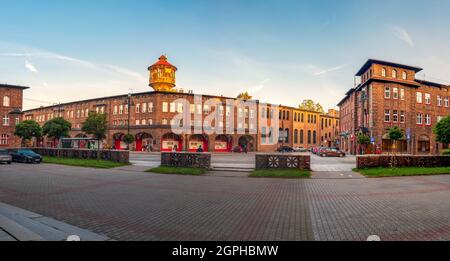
[1,163,450,241]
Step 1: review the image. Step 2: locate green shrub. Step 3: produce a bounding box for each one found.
[443,149,450,155]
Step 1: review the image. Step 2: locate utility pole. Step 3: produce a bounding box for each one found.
[127,93,131,135]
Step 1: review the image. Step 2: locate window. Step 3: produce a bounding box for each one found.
[425,114,431,126]
[196,104,202,114]
[313,131,317,144]
[393,88,398,99]
[307,130,312,144]
[400,89,405,100]
[300,130,304,144]
[381,68,386,77]
[385,87,390,98]
[392,70,397,78]
[81,110,84,118]
[204,105,210,114]
[437,116,444,122]
[445,97,449,107]
[0,134,8,145]
[2,115,9,126]
[142,103,147,113]
[402,71,407,80]
[119,105,124,114]
[262,127,267,144]
[384,110,390,122]
[125,105,128,114]
[142,119,146,125]
[85,109,89,117]
[294,129,298,144]
[136,104,140,113]
[162,102,168,113]
[393,110,398,122]
[178,103,184,113]
[438,96,443,106]
[162,119,168,125]
[416,113,423,125]
[170,102,176,113]
[416,92,422,103]
[425,93,431,104]
[113,120,117,126]
[3,96,10,107]
[400,111,405,123]
[149,119,153,125]
[149,102,154,113]
[135,120,140,125]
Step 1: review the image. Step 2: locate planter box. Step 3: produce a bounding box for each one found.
[256,154,311,170]
[357,155,450,169]
[161,152,211,169]
[29,148,129,163]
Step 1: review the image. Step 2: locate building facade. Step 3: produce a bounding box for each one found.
[0,84,29,148]
[23,55,339,152]
[338,59,450,155]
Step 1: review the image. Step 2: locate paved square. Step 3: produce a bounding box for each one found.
[1,163,450,241]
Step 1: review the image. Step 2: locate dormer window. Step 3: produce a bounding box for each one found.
[402,71,407,80]
[381,68,386,77]
[392,69,397,78]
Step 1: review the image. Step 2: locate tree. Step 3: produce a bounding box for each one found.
[82,112,108,157]
[237,92,252,101]
[357,133,371,155]
[14,120,43,147]
[299,99,325,113]
[42,117,72,146]
[388,126,404,167]
[123,134,135,150]
[433,116,450,152]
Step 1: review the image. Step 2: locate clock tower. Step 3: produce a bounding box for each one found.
[148,55,178,92]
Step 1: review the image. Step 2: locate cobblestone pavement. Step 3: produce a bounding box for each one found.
[1,163,450,241]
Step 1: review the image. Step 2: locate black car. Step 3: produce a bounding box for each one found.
[8,149,43,164]
[277,146,295,153]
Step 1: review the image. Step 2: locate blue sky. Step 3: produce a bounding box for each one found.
[1,0,450,110]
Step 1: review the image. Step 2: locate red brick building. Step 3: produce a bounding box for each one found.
[23,55,339,152]
[338,59,450,155]
[0,84,29,148]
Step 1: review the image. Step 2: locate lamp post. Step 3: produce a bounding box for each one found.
[127,93,131,135]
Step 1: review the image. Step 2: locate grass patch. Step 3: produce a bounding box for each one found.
[250,169,311,179]
[147,166,208,176]
[43,156,129,169]
[353,167,450,178]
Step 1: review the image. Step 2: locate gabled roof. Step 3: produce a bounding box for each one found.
[355,59,423,76]
[0,84,30,90]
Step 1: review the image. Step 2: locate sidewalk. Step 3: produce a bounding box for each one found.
[0,202,110,241]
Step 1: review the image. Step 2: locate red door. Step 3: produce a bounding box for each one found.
[115,139,121,150]
[136,139,143,151]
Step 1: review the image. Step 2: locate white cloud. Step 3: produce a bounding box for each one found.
[312,64,346,76]
[1,50,146,83]
[25,60,38,73]
[390,26,415,47]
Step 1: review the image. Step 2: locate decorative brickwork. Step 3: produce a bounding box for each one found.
[161,152,211,168]
[256,154,311,170]
[357,155,450,168]
[30,148,130,163]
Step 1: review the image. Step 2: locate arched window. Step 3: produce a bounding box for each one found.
[285,129,290,143]
[300,130,304,144]
[392,69,397,78]
[313,131,317,144]
[308,130,312,144]
[3,96,10,107]
[381,68,386,77]
[402,71,407,80]
[294,129,298,144]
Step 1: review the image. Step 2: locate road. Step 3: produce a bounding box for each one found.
[1,163,450,241]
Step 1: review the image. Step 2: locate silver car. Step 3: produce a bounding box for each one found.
[0,149,12,164]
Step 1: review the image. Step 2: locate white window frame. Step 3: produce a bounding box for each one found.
[384,110,390,122]
[393,88,399,99]
[384,87,390,99]
[162,102,168,113]
[3,96,10,107]
[0,134,8,145]
[425,93,431,105]
[400,89,405,100]
[400,111,405,123]
[425,114,431,126]
[416,113,423,125]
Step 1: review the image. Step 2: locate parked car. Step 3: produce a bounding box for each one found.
[293,147,307,152]
[8,149,43,164]
[320,148,346,157]
[277,146,295,153]
[0,149,12,164]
